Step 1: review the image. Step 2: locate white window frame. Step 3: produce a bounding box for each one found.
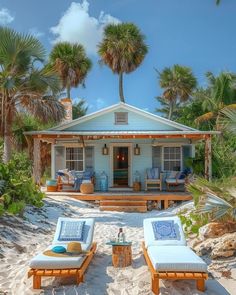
[65,147,85,172]
[162,146,182,172]
[114,112,128,125]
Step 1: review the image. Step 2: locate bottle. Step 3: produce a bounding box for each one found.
[122,232,126,243]
[118,228,123,243]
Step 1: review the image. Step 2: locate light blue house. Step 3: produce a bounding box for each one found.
[27,102,217,190]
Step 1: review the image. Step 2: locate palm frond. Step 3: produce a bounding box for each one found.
[195,112,215,124]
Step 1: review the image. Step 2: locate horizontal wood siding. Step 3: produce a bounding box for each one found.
[65,108,179,132]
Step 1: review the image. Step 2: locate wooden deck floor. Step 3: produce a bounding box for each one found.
[45,190,192,212]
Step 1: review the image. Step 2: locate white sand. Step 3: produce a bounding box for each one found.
[0,196,235,295]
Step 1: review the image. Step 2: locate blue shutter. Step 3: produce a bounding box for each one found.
[55,146,65,173]
[152,146,162,170]
[85,146,94,171]
[182,145,192,170]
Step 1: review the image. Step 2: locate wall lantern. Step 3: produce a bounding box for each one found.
[134,144,140,155]
[102,144,109,155]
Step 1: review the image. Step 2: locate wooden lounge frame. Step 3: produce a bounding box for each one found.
[142,242,208,295]
[28,242,97,289]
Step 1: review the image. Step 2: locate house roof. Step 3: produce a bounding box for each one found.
[50,102,197,132]
[24,102,220,138]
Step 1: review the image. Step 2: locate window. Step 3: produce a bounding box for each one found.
[163,147,181,171]
[115,112,128,124]
[66,147,84,171]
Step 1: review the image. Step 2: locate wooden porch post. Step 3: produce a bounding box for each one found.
[33,138,41,184]
[204,135,212,180]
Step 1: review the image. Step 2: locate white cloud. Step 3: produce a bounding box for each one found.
[0,8,14,25]
[29,27,44,38]
[50,1,120,55]
[88,98,107,111]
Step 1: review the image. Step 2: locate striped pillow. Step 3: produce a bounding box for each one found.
[58,221,85,241]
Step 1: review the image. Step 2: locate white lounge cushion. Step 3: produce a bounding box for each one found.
[143,216,186,247]
[166,179,185,184]
[29,244,86,269]
[147,245,207,273]
[53,217,95,251]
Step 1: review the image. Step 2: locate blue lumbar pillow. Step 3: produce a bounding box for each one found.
[52,246,66,253]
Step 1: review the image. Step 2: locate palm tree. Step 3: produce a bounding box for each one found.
[220,109,236,134]
[98,23,148,103]
[49,42,92,99]
[0,27,65,163]
[72,99,88,119]
[158,65,197,119]
[195,72,236,128]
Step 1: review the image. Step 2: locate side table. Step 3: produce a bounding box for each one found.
[106,242,132,268]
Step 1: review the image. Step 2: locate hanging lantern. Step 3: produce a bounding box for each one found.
[134,144,140,155]
[102,144,109,155]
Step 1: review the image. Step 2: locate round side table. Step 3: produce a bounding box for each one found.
[106,242,132,268]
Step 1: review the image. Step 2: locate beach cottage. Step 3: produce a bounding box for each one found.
[26,100,218,192]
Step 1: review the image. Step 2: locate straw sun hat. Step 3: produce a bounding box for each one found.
[67,242,82,254]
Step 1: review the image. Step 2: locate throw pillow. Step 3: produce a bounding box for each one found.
[152,220,177,240]
[58,221,85,241]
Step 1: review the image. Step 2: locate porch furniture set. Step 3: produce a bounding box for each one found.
[46,167,190,193]
[29,216,208,294]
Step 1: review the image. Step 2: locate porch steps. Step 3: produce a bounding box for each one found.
[99,200,147,212]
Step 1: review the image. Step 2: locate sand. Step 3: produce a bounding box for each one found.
[0,196,235,295]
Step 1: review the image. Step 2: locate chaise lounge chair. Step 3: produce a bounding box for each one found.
[28,217,97,289]
[142,216,208,295]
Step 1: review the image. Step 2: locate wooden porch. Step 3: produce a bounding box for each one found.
[44,190,192,212]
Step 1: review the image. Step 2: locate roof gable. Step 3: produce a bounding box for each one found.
[51,102,197,132]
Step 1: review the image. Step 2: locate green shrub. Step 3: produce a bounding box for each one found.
[0,152,44,216]
[178,210,208,236]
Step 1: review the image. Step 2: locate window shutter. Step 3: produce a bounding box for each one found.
[182,145,192,169]
[85,146,94,171]
[115,112,128,124]
[152,146,162,170]
[55,146,65,173]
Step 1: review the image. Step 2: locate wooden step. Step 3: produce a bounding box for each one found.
[100,206,147,212]
[100,200,147,207]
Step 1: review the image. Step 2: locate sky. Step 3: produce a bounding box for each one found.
[0,0,236,114]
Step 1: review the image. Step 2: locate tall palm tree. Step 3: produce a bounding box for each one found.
[98,23,148,103]
[49,42,92,99]
[0,27,65,163]
[195,72,236,128]
[158,65,197,119]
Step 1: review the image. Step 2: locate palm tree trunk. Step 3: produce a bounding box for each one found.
[119,73,125,103]
[3,103,12,163]
[66,82,71,99]
[168,101,173,120]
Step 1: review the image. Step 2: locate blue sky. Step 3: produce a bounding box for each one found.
[0,0,236,114]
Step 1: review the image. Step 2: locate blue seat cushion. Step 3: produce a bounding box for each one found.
[152,220,177,240]
[58,220,85,241]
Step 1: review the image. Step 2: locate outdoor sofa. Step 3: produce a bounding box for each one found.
[143,216,208,294]
[28,217,97,289]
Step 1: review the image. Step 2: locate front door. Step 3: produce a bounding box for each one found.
[113,146,129,187]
